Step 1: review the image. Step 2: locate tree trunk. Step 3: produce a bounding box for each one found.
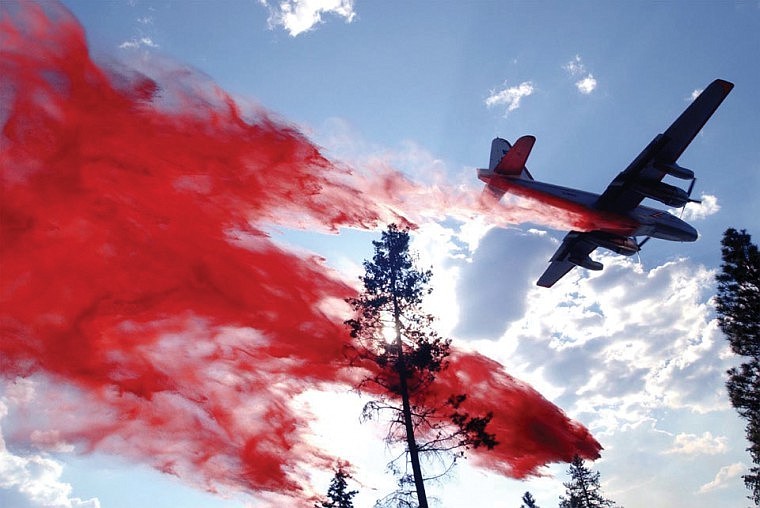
[392,272,428,508]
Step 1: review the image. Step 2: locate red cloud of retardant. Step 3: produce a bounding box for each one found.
[0,2,600,504]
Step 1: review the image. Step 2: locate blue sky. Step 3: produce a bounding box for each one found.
[2,1,759,507]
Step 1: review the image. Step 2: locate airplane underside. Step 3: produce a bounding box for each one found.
[483,175,698,243]
[477,78,732,287]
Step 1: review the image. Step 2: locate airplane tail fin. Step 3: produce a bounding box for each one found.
[489,138,512,170]
[490,136,535,180]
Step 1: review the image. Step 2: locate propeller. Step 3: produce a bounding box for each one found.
[634,236,651,265]
[680,178,700,218]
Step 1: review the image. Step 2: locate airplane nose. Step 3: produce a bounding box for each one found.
[686,224,698,242]
[681,222,698,242]
[653,216,698,242]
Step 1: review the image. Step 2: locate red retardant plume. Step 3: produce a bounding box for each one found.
[435,352,600,477]
[1,2,600,504]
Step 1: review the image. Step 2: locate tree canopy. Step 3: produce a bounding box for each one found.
[316,468,357,508]
[559,455,618,508]
[715,228,760,504]
[346,224,496,508]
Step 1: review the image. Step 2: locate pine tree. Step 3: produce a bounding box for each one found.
[316,468,357,508]
[558,455,618,508]
[520,491,540,508]
[715,228,760,505]
[346,224,497,508]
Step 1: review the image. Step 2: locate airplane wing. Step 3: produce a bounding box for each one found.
[595,79,734,213]
[537,231,599,288]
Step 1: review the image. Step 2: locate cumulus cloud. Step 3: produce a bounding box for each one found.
[418,226,747,505]
[698,462,746,493]
[563,55,597,94]
[485,81,535,115]
[262,0,356,37]
[0,400,100,508]
[457,239,734,422]
[454,228,555,339]
[575,74,597,94]
[666,432,728,455]
[669,193,720,221]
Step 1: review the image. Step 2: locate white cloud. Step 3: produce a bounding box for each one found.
[485,81,534,115]
[698,462,746,493]
[119,36,158,50]
[458,242,734,420]
[563,55,598,94]
[576,74,597,94]
[563,55,586,76]
[665,432,728,455]
[689,88,703,102]
[398,215,751,506]
[669,193,720,221]
[262,0,356,37]
[0,400,100,508]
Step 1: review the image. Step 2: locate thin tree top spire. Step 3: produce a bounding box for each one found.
[359,224,432,308]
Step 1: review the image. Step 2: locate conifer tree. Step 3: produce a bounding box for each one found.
[346,224,497,508]
[715,228,760,505]
[558,455,618,508]
[316,468,357,508]
[520,490,540,508]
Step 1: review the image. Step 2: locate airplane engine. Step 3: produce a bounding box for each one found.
[569,254,603,271]
[655,162,695,180]
[589,233,640,256]
[633,180,692,208]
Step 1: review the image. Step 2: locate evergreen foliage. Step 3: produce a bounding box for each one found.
[520,490,540,508]
[346,224,497,508]
[715,228,760,505]
[316,468,357,508]
[558,455,618,508]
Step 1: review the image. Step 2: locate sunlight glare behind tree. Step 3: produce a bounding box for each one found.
[345,224,497,508]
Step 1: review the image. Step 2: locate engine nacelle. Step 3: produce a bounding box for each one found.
[569,254,603,271]
[634,180,691,208]
[655,161,695,180]
[589,233,640,256]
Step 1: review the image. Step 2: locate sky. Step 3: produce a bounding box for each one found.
[1,1,759,507]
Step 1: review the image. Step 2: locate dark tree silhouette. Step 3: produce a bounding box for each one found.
[715,228,760,505]
[346,224,497,508]
[520,490,540,508]
[558,455,618,508]
[316,468,358,508]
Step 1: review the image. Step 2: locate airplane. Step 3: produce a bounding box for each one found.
[477,78,734,288]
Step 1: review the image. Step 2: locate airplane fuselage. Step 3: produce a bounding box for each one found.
[478,171,698,243]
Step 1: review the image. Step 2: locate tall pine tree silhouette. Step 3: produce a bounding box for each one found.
[559,455,618,508]
[315,468,357,508]
[346,224,496,508]
[715,228,760,504]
